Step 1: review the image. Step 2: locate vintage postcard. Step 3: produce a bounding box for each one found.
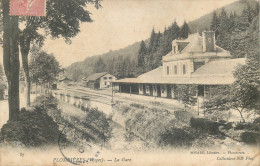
[0,0,259,165]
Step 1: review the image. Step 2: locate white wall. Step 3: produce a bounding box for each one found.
[163,59,192,77]
[100,74,116,89]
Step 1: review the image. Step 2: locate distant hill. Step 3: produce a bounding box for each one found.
[188,0,257,33]
[66,39,149,80]
[66,0,258,81]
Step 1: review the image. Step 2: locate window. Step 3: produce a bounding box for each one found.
[166,66,170,75]
[153,85,157,92]
[162,86,165,93]
[146,85,149,92]
[104,77,107,80]
[183,64,186,74]
[104,82,107,85]
[173,46,176,54]
[174,65,178,75]
[109,77,112,79]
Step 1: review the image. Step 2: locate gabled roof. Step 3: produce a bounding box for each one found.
[84,72,108,81]
[138,67,163,79]
[59,77,72,81]
[192,58,246,77]
[177,33,228,54]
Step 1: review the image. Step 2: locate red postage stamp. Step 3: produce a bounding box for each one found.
[10,0,46,16]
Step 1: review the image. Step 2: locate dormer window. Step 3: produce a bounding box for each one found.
[173,46,176,54]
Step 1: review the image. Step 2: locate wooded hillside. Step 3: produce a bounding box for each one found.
[66,0,259,81]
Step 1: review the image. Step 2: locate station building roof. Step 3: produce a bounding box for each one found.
[113,58,246,85]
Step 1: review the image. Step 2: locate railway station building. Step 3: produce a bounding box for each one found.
[112,31,245,99]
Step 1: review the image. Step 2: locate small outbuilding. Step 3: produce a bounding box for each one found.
[59,77,72,85]
[83,72,116,89]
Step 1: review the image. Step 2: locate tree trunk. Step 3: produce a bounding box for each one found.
[238,110,245,123]
[2,0,20,121]
[20,35,31,106]
[36,83,37,98]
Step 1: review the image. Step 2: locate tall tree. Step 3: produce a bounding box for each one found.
[176,84,197,111]
[179,21,190,39]
[231,51,260,121]
[145,28,161,71]
[93,57,106,73]
[137,40,147,72]
[2,0,20,121]
[29,51,61,93]
[210,11,219,36]
[0,64,4,81]
[0,64,6,100]
[19,0,102,106]
[217,8,230,49]
[203,51,260,122]
[219,8,229,33]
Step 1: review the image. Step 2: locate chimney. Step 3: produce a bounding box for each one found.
[202,31,216,52]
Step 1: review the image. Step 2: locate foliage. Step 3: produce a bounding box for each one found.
[84,108,112,142]
[29,50,61,85]
[174,110,194,123]
[210,3,259,58]
[203,86,232,121]
[0,106,61,147]
[33,94,58,110]
[137,40,147,72]
[175,84,197,111]
[158,127,194,148]
[204,51,260,122]
[240,131,260,145]
[210,11,219,35]
[234,121,260,132]
[0,64,4,80]
[39,1,259,82]
[114,102,190,147]
[179,21,190,39]
[231,51,260,121]
[93,57,106,73]
[190,117,224,135]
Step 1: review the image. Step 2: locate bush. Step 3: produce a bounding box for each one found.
[33,94,58,110]
[234,121,260,132]
[130,103,146,109]
[174,111,193,123]
[84,108,112,142]
[0,107,61,147]
[240,131,260,145]
[190,117,224,135]
[158,127,194,148]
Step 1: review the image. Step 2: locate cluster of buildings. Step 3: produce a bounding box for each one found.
[61,31,248,101]
[112,31,245,99]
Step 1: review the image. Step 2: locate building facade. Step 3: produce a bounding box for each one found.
[113,31,245,99]
[83,72,116,89]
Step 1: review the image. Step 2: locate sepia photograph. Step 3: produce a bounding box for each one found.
[0,0,259,165]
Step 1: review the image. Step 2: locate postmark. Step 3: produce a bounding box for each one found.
[58,125,103,165]
[10,0,46,16]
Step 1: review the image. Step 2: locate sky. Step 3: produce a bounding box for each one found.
[0,0,238,67]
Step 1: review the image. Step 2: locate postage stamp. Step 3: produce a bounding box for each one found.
[10,0,46,16]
